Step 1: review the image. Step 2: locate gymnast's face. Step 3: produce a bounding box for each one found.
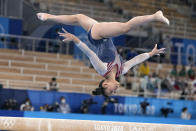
[102,80,120,96]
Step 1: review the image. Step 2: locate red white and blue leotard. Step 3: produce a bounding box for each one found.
[75,29,150,77]
[76,39,150,77]
[103,52,124,77]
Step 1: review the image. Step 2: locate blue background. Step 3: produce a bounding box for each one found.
[172,38,196,65]
[0,17,22,35]
[0,89,195,119]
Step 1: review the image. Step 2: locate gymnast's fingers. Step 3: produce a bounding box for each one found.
[62,38,71,42]
[160,48,166,50]
[58,32,64,35]
[154,44,157,49]
[159,50,165,54]
[59,34,67,38]
[159,48,166,53]
[62,28,68,33]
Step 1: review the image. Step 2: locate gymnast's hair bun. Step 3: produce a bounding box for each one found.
[92,88,103,95]
[92,80,105,96]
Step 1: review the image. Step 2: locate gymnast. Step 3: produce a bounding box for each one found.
[37,11,169,96]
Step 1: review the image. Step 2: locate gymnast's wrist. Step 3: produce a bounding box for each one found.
[76,41,82,46]
[148,51,154,57]
[73,37,80,44]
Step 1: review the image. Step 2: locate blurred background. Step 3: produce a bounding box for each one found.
[0,0,196,125]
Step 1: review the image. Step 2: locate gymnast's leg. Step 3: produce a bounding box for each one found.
[91,10,169,39]
[37,13,98,32]
[37,11,169,40]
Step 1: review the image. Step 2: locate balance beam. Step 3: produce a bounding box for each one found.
[0,117,195,131]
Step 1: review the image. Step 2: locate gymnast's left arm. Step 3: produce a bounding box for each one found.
[58,28,107,76]
[122,44,165,75]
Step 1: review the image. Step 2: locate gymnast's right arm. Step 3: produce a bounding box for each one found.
[122,44,165,75]
[76,41,108,75]
[58,28,107,76]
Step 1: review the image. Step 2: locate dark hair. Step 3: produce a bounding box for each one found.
[182,107,187,112]
[52,77,56,81]
[60,96,65,100]
[24,98,32,105]
[92,80,107,96]
[25,98,30,102]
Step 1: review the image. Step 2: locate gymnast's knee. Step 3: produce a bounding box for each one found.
[76,14,86,21]
[121,22,130,33]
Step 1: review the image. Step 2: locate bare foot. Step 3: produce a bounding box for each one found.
[154,10,170,25]
[36,13,52,21]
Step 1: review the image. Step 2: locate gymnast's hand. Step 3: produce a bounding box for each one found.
[149,44,165,57]
[58,28,80,44]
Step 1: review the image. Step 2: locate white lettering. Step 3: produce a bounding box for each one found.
[114,103,118,113]
[175,42,184,65]
[114,104,155,115]
[146,106,155,115]
[186,44,196,65]
[129,104,137,114]
[94,124,124,131]
[118,104,124,114]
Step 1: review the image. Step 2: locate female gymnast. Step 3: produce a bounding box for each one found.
[37,11,169,96]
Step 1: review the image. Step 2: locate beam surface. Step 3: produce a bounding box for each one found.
[0,117,195,131]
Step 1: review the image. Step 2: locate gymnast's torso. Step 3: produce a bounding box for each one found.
[88,29,123,77]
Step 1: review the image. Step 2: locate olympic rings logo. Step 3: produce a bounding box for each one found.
[129,125,188,131]
[129,125,145,131]
[0,118,16,129]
